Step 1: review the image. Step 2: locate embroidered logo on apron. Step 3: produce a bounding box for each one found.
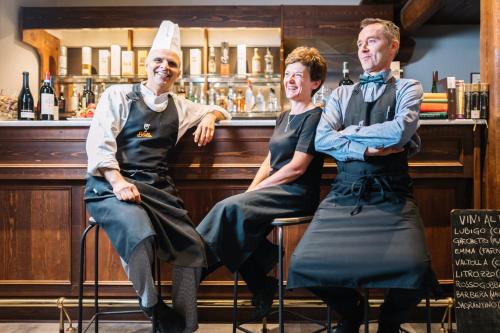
[137,123,152,138]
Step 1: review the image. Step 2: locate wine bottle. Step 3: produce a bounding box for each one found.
[50,75,59,120]
[17,71,35,120]
[39,71,55,120]
[81,78,95,109]
[339,62,354,86]
[431,71,438,93]
[58,85,66,119]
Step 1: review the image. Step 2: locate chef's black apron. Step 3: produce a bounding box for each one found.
[288,80,438,291]
[84,83,206,267]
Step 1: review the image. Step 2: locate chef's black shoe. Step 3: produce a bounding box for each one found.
[139,297,185,333]
[251,277,278,319]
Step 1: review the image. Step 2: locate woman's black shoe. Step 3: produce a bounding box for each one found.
[335,317,362,333]
[377,321,401,333]
[251,277,278,319]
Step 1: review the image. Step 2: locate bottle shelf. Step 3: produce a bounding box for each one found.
[57,74,281,85]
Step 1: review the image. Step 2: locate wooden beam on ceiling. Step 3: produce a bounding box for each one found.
[400,0,445,32]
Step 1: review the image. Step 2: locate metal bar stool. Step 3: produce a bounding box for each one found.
[362,289,433,333]
[78,217,161,333]
[232,216,332,333]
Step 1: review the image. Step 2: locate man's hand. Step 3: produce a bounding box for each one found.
[111,178,141,203]
[365,146,404,157]
[102,168,141,203]
[193,112,217,147]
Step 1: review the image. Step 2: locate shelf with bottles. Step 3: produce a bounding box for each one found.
[56,73,281,85]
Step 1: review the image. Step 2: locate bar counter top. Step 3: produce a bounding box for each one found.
[0,118,488,127]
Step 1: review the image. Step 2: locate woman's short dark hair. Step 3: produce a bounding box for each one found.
[285,46,327,96]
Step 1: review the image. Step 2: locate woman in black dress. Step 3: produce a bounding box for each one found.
[196,46,327,318]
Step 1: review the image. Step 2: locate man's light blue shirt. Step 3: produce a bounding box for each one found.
[315,69,423,162]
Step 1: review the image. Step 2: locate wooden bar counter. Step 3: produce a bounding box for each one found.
[0,119,484,320]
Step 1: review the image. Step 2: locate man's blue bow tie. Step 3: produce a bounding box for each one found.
[359,73,385,85]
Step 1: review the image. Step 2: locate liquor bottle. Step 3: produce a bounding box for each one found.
[339,62,354,86]
[217,88,227,109]
[227,87,236,113]
[17,71,35,120]
[264,48,274,75]
[39,71,55,120]
[255,88,266,111]
[456,80,465,119]
[199,83,206,105]
[251,48,261,74]
[81,78,95,109]
[447,77,456,120]
[470,83,480,120]
[236,89,245,113]
[187,82,195,102]
[58,85,66,119]
[220,42,230,76]
[177,79,186,99]
[464,84,471,119]
[59,46,67,76]
[208,46,217,74]
[244,80,255,112]
[479,83,489,120]
[208,86,216,106]
[82,47,92,76]
[267,88,279,112]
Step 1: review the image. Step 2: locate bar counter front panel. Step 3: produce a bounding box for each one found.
[0,120,480,318]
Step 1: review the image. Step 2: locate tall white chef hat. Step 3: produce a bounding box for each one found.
[150,20,182,58]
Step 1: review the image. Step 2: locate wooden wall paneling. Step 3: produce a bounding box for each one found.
[0,186,71,283]
[0,127,88,181]
[480,0,500,209]
[413,179,471,282]
[22,29,60,86]
[21,6,281,30]
[409,125,474,178]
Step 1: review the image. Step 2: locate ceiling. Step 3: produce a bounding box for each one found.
[361,0,480,30]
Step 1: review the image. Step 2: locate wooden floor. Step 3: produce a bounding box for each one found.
[0,322,449,332]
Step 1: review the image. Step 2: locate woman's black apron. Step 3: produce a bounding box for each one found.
[197,109,324,273]
[84,83,206,268]
[287,80,438,290]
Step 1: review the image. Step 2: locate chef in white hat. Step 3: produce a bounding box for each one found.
[85,20,230,333]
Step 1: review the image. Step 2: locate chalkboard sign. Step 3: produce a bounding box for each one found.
[451,209,500,333]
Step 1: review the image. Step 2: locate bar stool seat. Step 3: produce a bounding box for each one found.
[77,217,161,333]
[232,215,332,333]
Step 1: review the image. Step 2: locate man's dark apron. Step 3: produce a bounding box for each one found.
[84,83,206,267]
[288,80,438,291]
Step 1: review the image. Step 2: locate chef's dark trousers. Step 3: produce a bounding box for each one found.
[309,287,422,325]
[121,237,202,332]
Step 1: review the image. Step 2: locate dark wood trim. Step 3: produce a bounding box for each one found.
[21,6,281,30]
[400,0,444,32]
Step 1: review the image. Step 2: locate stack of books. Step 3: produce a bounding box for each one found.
[420,92,448,119]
